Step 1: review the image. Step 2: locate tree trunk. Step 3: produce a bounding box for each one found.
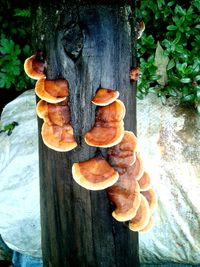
[32,1,139,266]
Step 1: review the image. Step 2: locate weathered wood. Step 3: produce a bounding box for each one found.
[32,1,139,266]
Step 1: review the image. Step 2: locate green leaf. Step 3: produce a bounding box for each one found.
[196,91,200,100]
[175,5,186,15]
[167,59,175,70]
[183,94,195,102]
[195,75,200,81]
[14,8,30,17]
[167,25,177,30]
[180,78,191,83]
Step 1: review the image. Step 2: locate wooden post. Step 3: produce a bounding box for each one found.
[32,1,139,266]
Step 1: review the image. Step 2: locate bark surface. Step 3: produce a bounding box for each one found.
[32,1,139,266]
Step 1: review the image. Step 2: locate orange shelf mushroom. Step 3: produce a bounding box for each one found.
[41,123,77,152]
[107,174,141,222]
[141,188,157,211]
[138,171,151,191]
[128,194,151,231]
[72,156,119,190]
[129,153,144,181]
[92,88,119,106]
[129,173,157,233]
[129,67,140,81]
[36,100,70,126]
[106,131,144,221]
[24,51,46,80]
[35,78,69,103]
[84,100,125,148]
[36,99,77,152]
[139,216,154,234]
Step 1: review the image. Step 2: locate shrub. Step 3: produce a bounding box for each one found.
[136,0,200,112]
[0,1,34,91]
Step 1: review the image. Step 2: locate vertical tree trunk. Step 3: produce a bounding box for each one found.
[32,1,139,266]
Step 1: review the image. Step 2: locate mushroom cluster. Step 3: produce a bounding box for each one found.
[71,88,157,233]
[24,52,77,152]
[24,54,157,233]
[72,88,124,189]
[107,132,157,233]
[84,89,125,148]
[72,156,119,190]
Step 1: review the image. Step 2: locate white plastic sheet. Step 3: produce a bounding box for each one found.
[0,90,41,257]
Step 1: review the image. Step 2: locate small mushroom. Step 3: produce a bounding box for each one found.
[36,96,77,152]
[36,100,70,126]
[108,131,137,168]
[95,100,126,122]
[35,78,69,103]
[139,216,154,233]
[138,171,151,191]
[107,176,141,222]
[129,194,151,232]
[24,51,46,80]
[106,131,141,222]
[41,123,77,152]
[72,156,119,190]
[92,88,119,106]
[128,153,144,180]
[129,67,140,81]
[141,188,157,211]
[84,100,125,148]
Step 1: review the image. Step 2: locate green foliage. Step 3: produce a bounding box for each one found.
[136,0,200,112]
[0,1,34,91]
[0,121,18,135]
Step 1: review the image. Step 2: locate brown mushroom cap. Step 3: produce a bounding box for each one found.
[107,131,138,167]
[138,171,151,191]
[95,100,126,122]
[84,100,125,148]
[36,100,70,126]
[84,121,124,148]
[92,88,119,106]
[35,78,69,103]
[24,55,46,80]
[108,131,137,155]
[109,153,136,168]
[129,67,140,81]
[108,180,141,222]
[127,153,144,180]
[72,157,119,190]
[129,194,151,232]
[141,188,157,211]
[139,216,154,233]
[41,122,77,152]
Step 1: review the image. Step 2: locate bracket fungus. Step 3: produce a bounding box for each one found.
[129,67,140,82]
[72,156,119,190]
[128,194,151,232]
[84,100,125,148]
[130,153,144,181]
[92,88,119,106]
[35,78,69,103]
[138,171,151,191]
[106,131,142,221]
[139,216,154,234]
[129,174,157,233]
[41,123,77,152]
[36,98,77,152]
[141,188,157,211]
[24,51,46,80]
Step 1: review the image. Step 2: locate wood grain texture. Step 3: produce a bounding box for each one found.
[32,1,139,266]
